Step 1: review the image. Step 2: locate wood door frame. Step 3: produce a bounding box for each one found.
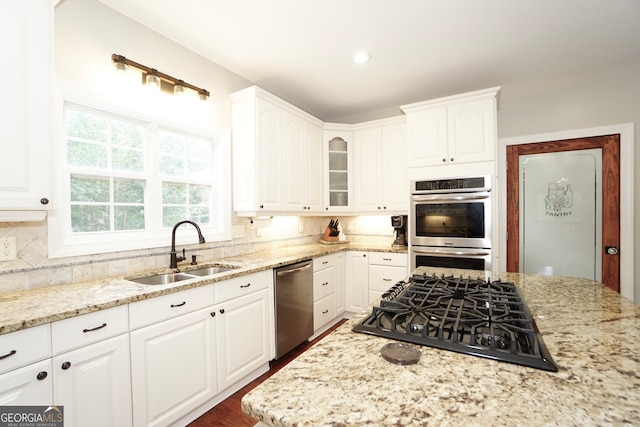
[497,124,635,301]
[506,136,620,290]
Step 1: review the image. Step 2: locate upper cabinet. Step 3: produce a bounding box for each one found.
[0,0,53,217]
[323,127,353,212]
[401,87,500,168]
[353,119,408,213]
[230,86,324,216]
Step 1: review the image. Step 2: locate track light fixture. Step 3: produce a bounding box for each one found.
[111,54,210,100]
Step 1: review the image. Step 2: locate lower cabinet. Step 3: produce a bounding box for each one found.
[368,252,409,303]
[0,359,52,405]
[313,255,337,331]
[130,306,218,427]
[346,251,369,313]
[53,334,132,427]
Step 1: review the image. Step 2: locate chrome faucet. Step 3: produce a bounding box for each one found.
[170,220,206,269]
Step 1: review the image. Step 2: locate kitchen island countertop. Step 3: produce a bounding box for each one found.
[241,267,640,427]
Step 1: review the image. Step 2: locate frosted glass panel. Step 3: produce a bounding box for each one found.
[519,149,602,280]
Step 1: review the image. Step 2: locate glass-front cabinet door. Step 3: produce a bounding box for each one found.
[323,130,353,212]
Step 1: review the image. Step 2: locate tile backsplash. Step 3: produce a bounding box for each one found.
[0,215,396,294]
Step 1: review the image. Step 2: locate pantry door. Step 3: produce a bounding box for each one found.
[506,135,620,292]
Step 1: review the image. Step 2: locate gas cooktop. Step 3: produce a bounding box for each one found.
[353,273,558,372]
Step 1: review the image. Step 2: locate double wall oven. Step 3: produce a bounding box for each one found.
[410,175,492,271]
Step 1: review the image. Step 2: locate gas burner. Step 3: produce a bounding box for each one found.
[353,274,558,372]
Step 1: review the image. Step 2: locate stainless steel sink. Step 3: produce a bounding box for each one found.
[129,272,197,285]
[185,266,236,276]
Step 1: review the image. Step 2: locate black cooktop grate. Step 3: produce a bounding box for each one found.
[353,274,558,372]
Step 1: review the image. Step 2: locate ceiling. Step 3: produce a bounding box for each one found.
[97,0,640,122]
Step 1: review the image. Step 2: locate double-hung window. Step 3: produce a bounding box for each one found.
[49,95,230,258]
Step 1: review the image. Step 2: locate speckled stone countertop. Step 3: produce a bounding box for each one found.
[242,267,640,427]
[0,242,405,336]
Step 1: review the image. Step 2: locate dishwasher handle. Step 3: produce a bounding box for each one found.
[276,262,312,276]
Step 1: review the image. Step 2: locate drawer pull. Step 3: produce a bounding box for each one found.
[240,283,251,288]
[383,258,392,261]
[61,361,71,370]
[0,350,16,360]
[383,278,393,281]
[322,309,329,314]
[170,301,186,308]
[83,323,107,333]
[37,371,48,380]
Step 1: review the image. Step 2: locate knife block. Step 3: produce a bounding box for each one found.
[321,227,339,242]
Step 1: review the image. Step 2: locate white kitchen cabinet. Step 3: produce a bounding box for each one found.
[214,271,273,391]
[323,128,353,212]
[401,87,500,168]
[231,86,324,216]
[368,252,409,303]
[0,324,52,405]
[0,360,52,405]
[0,0,53,215]
[283,112,324,213]
[313,254,337,331]
[353,119,408,213]
[130,306,217,427]
[346,251,369,313]
[50,305,131,427]
[52,335,132,427]
[334,252,346,315]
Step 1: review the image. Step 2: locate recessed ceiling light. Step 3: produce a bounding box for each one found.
[353,51,372,64]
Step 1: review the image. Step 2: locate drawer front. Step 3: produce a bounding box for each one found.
[369,265,409,292]
[313,267,335,301]
[215,270,270,304]
[0,324,51,375]
[51,305,129,355]
[368,252,407,267]
[313,294,336,331]
[313,254,335,272]
[129,285,214,330]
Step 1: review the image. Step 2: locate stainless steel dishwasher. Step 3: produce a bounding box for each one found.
[274,260,313,359]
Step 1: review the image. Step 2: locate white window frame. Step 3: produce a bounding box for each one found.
[48,80,231,258]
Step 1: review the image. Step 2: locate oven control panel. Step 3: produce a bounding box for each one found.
[412,175,490,193]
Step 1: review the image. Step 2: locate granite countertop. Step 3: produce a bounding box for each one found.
[0,242,406,336]
[242,267,640,427]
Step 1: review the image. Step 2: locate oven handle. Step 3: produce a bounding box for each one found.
[412,248,491,257]
[411,191,491,202]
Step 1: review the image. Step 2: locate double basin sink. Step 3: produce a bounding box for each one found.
[129,265,238,286]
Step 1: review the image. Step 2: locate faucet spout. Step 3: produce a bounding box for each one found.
[170,220,206,269]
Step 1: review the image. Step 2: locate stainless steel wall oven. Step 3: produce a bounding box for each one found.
[410,175,492,271]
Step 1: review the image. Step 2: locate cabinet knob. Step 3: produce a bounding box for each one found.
[36,371,48,381]
[219,309,225,314]
[61,361,71,370]
[210,311,216,317]
[450,157,454,162]
[442,158,446,163]
[40,198,49,205]
[259,205,264,209]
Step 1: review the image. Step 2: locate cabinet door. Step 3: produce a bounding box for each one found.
[368,265,409,303]
[130,307,217,427]
[0,360,52,405]
[346,251,369,312]
[216,289,270,391]
[353,128,383,211]
[323,131,353,212]
[256,97,283,211]
[0,0,52,210]
[53,334,132,427]
[282,110,306,211]
[381,122,409,211]
[304,122,324,212]
[334,252,346,314]
[448,98,496,163]
[405,107,448,168]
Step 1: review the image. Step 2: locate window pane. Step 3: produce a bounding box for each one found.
[66,109,108,142]
[67,140,108,169]
[114,206,145,231]
[71,205,110,232]
[162,182,186,204]
[163,206,187,227]
[112,147,144,172]
[114,179,145,203]
[70,176,110,202]
[189,185,210,205]
[111,120,144,149]
[159,155,184,177]
[186,137,210,158]
[159,131,185,156]
[189,207,210,224]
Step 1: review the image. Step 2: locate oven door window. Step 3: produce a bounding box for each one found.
[415,202,485,238]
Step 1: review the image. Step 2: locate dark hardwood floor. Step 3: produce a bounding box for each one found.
[188,319,347,427]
